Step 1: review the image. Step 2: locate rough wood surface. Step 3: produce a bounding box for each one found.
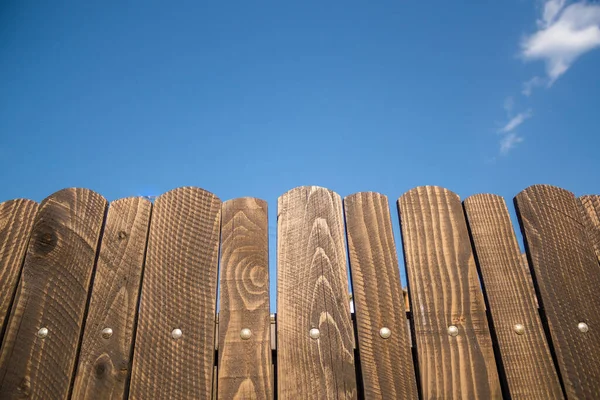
[71,198,152,399]
[0,199,38,345]
[579,195,600,264]
[398,186,500,399]
[277,186,356,399]
[344,192,418,399]
[218,197,272,400]
[0,188,107,399]
[128,187,221,400]
[464,194,563,399]
[515,185,600,399]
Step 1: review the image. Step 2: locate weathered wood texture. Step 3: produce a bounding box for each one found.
[71,198,152,399]
[0,199,38,344]
[129,187,221,400]
[515,185,600,399]
[464,194,563,399]
[277,186,356,399]
[580,195,600,263]
[218,198,272,400]
[344,192,418,399]
[398,186,500,399]
[0,189,107,399]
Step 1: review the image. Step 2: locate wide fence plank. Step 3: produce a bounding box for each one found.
[218,198,272,399]
[129,187,221,400]
[0,188,107,399]
[0,199,38,345]
[515,185,600,399]
[398,186,500,399]
[580,195,600,264]
[71,197,152,399]
[464,194,563,399]
[344,192,418,399]
[277,186,356,399]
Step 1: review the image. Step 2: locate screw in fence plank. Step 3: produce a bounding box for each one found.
[71,197,152,399]
[277,186,357,399]
[344,192,418,399]
[464,194,563,399]
[128,187,221,400]
[0,188,107,399]
[579,195,600,264]
[515,185,600,399]
[398,186,501,399]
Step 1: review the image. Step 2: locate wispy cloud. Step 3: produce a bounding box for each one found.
[522,76,545,96]
[500,133,525,155]
[499,109,533,133]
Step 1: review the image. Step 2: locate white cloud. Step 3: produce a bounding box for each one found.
[540,0,567,27]
[522,76,546,96]
[499,110,533,133]
[500,133,524,155]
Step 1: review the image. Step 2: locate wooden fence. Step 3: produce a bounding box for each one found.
[0,185,599,399]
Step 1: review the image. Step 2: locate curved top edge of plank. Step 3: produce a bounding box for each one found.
[516,184,574,198]
[398,185,460,202]
[278,185,341,201]
[0,198,39,208]
[223,197,267,206]
[41,187,107,204]
[463,193,504,205]
[580,194,600,201]
[155,186,222,203]
[344,191,387,202]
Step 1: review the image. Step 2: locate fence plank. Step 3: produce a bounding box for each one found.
[0,199,38,345]
[277,186,356,399]
[344,192,418,399]
[71,197,151,399]
[0,188,107,399]
[515,185,600,399]
[464,194,563,399]
[579,195,600,264]
[129,187,221,400]
[398,186,500,399]
[218,197,272,399]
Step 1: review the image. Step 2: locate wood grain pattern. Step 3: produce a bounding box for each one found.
[398,186,500,399]
[464,194,563,399]
[277,186,356,399]
[0,188,107,399]
[515,185,600,399]
[579,195,600,264]
[344,192,418,399]
[0,199,38,346]
[218,197,272,400]
[71,197,152,399]
[128,187,221,400]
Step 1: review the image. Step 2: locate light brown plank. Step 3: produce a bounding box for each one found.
[344,192,418,399]
[515,185,600,399]
[71,197,152,399]
[464,194,563,399]
[0,199,38,345]
[398,186,500,399]
[580,195,600,264]
[129,187,221,400]
[277,186,356,399]
[218,197,272,400]
[0,188,107,399]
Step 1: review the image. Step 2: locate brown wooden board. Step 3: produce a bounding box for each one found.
[218,197,272,399]
[580,195,600,264]
[344,192,418,399]
[0,188,107,399]
[398,186,500,399]
[128,187,221,400]
[515,185,600,399]
[71,197,152,399]
[277,186,356,399]
[0,199,38,346]
[464,194,563,399]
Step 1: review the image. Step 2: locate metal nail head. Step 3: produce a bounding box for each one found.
[172,328,183,339]
[379,327,392,339]
[240,328,252,340]
[101,328,113,339]
[37,327,48,338]
[448,325,459,337]
[578,322,589,333]
[513,324,525,335]
[309,328,320,339]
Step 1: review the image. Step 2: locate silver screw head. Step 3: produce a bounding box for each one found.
[578,322,589,333]
[448,325,459,337]
[514,324,525,335]
[101,327,113,339]
[37,327,48,338]
[379,327,392,339]
[171,328,183,339]
[309,328,320,339]
[240,328,252,340]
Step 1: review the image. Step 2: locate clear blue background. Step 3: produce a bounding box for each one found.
[2,1,599,310]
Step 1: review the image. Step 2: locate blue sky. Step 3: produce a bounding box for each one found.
[2,1,599,309]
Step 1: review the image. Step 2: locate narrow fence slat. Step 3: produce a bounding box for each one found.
[0,189,107,399]
[218,198,272,399]
[277,186,356,399]
[515,185,600,399]
[398,186,500,399]
[128,187,221,399]
[0,199,38,345]
[579,195,600,264]
[464,194,563,399]
[71,198,152,399]
[344,192,418,399]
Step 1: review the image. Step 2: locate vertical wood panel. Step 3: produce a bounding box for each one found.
[515,185,600,399]
[344,192,418,399]
[579,195,600,264]
[128,187,221,400]
[218,197,272,399]
[277,186,356,399]
[398,186,500,399]
[71,198,152,399]
[0,188,107,399]
[464,194,563,399]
